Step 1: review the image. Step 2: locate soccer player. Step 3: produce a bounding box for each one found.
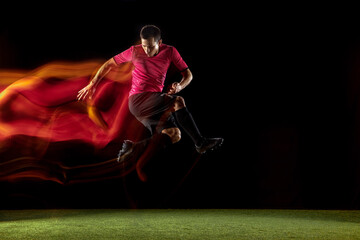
[77,25,223,181]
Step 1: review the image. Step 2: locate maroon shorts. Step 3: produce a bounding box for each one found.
[128,92,178,134]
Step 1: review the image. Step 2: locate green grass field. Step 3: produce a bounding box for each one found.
[0,209,359,239]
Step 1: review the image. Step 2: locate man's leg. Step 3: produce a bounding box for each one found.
[119,92,185,181]
[171,96,224,154]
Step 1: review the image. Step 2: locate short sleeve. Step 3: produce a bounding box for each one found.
[113,46,133,65]
[171,47,188,72]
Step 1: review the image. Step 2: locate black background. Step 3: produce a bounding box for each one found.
[1,2,360,209]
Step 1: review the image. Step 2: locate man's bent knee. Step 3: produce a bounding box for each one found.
[162,127,181,143]
[173,96,186,111]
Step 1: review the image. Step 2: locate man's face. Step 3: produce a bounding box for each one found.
[141,37,162,57]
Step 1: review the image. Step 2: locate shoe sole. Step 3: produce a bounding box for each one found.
[117,149,133,163]
[117,141,134,163]
[197,138,224,154]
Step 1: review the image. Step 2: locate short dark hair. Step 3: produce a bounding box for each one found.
[140,25,161,41]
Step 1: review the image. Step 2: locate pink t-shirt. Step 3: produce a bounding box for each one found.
[113,44,188,96]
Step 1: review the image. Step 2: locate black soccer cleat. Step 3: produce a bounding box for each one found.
[195,137,224,154]
[117,140,135,163]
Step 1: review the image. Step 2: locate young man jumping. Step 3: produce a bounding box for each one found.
[77,25,223,181]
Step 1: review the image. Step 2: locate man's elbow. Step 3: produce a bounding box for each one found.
[184,68,193,81]
[106,58,118,68]
[189,70,193,81]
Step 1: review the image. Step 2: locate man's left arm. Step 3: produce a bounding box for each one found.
[167,68,193,94]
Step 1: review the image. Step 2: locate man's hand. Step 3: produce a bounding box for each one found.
[77,82,96,101]
[167,82,182,95]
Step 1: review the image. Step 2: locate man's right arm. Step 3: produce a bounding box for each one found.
[90,58,118,87]
[77,46,133,101]
[77,58,117,101]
